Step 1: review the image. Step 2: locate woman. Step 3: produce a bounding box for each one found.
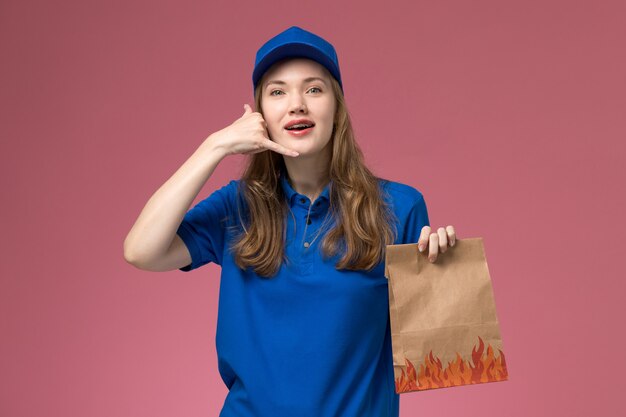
[124,26,457,417]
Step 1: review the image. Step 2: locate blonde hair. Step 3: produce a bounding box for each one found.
[227,68,399,278]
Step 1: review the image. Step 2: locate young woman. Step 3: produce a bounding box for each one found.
[124,26,457,417]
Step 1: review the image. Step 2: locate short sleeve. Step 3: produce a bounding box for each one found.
[402,193,431,244]
[176,180,239,271]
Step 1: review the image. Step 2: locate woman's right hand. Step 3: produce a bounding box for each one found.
[209,104,300,158]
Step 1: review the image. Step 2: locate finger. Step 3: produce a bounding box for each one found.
[437,227,448,253]
[446,225,456,246]
[247,129,273,155]
[243,103,252,116]
[428,233,438,262]
[418,226,430,252]
[263,138,299,157]
[259,118,269,135]
[253,110,273,132]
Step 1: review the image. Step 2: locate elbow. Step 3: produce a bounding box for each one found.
[124,249,153,270]
[123,247,141,268]
[123,249,139,267]
[123,242,161,271]
[123,238,144,268]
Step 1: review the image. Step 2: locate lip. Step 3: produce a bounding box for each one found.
[284,118,315,129]
[285,125,314,137]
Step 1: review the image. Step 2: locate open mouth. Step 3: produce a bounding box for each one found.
[285,125,314,136]
[285,123,315,131]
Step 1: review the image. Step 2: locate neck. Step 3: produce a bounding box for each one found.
[282,148,331,202]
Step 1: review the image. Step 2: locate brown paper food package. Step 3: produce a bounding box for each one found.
[384,237,508,393]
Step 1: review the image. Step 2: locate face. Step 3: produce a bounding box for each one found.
[260,58,336,157]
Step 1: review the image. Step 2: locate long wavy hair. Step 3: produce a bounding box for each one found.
[227,66,399,278]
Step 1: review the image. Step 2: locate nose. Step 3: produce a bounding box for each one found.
[289,95,307,114]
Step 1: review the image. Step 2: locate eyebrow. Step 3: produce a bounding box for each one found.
[264,77,327,89]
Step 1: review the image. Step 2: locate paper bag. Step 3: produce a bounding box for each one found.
[384,237,508,393]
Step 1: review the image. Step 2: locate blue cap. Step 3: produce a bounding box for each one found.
[252,26,344,95]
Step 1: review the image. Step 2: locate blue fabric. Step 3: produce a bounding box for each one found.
[176,172,430,417]
[252,25,344,95]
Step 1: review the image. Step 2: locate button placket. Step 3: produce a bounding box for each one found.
[286,191,330,255]
[301,198,314,249]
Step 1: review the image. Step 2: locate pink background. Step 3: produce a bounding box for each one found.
[1,0,624,416]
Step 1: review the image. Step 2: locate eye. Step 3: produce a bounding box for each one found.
[269,90,284,96]
[308,87,322,93]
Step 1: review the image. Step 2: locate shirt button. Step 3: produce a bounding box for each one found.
[307,218,312,225]
[300,198,306,203]
[304,242,310,248]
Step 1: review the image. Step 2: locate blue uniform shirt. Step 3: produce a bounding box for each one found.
[176,171,430,417]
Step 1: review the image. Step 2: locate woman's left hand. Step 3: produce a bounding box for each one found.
[417,225,457,263]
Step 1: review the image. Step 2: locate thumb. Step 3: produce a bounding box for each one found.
[242,103,252,116]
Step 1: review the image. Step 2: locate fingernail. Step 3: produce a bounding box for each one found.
[450,240,455,247]
[429,257,436,263]
[418,245,424,252]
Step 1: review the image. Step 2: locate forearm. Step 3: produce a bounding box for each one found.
[123,135,227,265]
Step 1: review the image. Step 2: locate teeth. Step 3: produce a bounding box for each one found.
[286,123,313,130]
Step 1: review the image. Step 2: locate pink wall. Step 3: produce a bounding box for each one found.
[1,0,624,416]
